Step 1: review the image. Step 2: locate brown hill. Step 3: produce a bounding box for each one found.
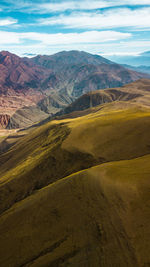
[57,79,150,118]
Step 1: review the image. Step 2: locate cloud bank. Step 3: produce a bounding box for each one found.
[38,7,150,30]
[0,30,131,45]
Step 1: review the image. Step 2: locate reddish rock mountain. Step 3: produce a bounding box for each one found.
[0,51,49,128]
[0,51,49,94]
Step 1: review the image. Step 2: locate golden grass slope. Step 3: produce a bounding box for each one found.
[0,102,150,213]
[116,79,150,107]
[0,101,150,266]
[62,102,150,161]
[0,154,149,267]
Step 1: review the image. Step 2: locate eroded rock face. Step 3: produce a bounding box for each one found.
[0,51,49,94]
[0,114,10,128]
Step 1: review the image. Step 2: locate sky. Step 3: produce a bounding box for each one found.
[0,0,150,57]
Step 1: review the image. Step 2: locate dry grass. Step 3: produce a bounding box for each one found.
[0,154,149,266]
[0,101,150,266]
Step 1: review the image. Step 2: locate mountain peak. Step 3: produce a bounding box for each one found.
[33,49,113,67]
[0,50,20,66]
[0,50,20,57]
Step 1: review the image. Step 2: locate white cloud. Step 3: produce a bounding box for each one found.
[38,7,150,30]
[119,40,150,48]
[0,18,17,26]
[96,40,150,56]
[100,52,141,56]
[3,0,150,14]
[0,1,112,13]
[21,31,131,45]
[0,30,131,45]
[36,0,150,13]
[36,1,110,13]
[124,0,150,4]
[0,31,20,43]
[1,38,150,58]
[1,1,108,13]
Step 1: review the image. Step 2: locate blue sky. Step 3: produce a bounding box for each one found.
[0,0,150,56]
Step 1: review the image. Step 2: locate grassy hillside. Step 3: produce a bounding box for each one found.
[62,102,150,161]
[0,101,150,266]
[0,154,149,267]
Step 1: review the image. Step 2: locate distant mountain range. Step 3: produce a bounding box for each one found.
[106,51,150,67]
[0,50,149,128]
[122,64,150,75]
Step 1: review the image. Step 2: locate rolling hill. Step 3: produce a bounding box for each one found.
[0,154,149,267]
[0,98,150,266]
[54,79,150,119]
[7,78,150,129]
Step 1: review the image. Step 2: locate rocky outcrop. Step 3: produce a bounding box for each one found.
[0,114,10,128]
